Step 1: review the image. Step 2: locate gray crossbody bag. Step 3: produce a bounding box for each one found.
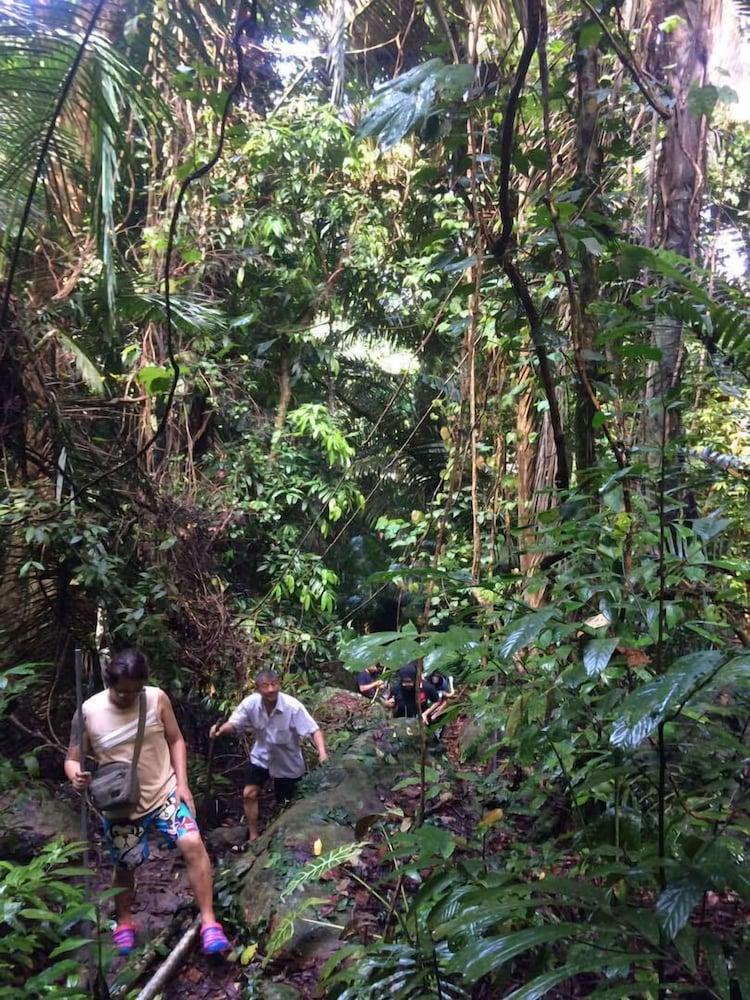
[88,691,147,819]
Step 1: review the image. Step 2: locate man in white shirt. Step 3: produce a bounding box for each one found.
[210,669,328,842]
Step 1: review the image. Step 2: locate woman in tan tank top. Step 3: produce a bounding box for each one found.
[64,649,230,957]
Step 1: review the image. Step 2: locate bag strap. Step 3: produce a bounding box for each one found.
[130,690,147,772]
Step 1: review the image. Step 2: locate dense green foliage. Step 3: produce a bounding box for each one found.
[0,841,92,997]
[330,463,749,995]
[0,0,749,995]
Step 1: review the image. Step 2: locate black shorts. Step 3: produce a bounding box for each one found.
[244,762,301,803]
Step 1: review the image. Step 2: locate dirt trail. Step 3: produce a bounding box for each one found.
[86,713,479,998]
[88,783,273,998]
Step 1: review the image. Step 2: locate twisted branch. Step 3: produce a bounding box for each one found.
[491,0,570,491]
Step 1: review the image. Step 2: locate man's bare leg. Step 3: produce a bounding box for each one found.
[113,866,135,924]
[242,783,261,841]
[177,833,216,925]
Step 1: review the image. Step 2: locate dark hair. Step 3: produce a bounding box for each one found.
[256,669,280,685]
[398,664,417,682]
[105,649,149,686]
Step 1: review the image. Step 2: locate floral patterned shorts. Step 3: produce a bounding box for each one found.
[103,791,199,869]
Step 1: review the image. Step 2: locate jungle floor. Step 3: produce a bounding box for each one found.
[84,715,487,999]
[82,713,747,1000]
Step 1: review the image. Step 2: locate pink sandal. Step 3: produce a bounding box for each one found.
[113,922,136,956]
[201,922,230,954]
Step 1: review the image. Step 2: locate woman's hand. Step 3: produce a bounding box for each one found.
[176,783,196,816]
[71,767,91,791]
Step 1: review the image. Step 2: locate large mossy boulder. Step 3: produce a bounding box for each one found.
[457,718,485,761]
[0,785,80,861]
[308,685,388,730]
[232,716,425,964]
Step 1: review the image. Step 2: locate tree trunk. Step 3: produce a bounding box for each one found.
[574,33,601,476]
[269,345,292,464]
[516,366,558,603]
[644,0,720,441]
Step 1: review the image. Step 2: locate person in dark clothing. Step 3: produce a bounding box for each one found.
[356,664,385,699]
[387,664,440,719]
[424,670,456,723]
[427,671,451,695]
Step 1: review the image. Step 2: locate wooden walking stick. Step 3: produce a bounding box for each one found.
[75,647,111,999]
[202,734,218,828]
[75,648,87,853]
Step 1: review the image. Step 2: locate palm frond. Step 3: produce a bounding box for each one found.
[318,0,433,90]
[120,291,228,337]
[56,331,105,394]
[90,59,118,331]
[327,0,347,106]
[0,1,161,251]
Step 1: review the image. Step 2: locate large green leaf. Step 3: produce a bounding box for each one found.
[394,824,455,861]
[358,59,473,149]
[693,838,750,899]
[423,626,482,671]
[0,2,160,260]
[653,290,750,376]
[617,244,708,301]
[719,654,750,691]
[339,624,482,672]
[583,638,618,677]
[687,83,738,122]
[137,364,176,396]
[48,936,92,958]
[87,56,122,331]
[655,879,703,940]
[447,924,579,982]
[428,625,482,654]
[423,645,459,673]
[691,510,732,543]
[57,332,105,395]
[691,447,750,477]
[614,244,750,373]
[339,630,422,670]
[431,900,531,942]
[280,841,367,900]
[499,609,559,659]
[120,292,226,335]
[610,651,727,749]
[504,957,632,1000]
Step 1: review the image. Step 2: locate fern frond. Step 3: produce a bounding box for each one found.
[265,895,329,959]
[688,447,750,478]
[658,292,750,379]
[280,840,368,901]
